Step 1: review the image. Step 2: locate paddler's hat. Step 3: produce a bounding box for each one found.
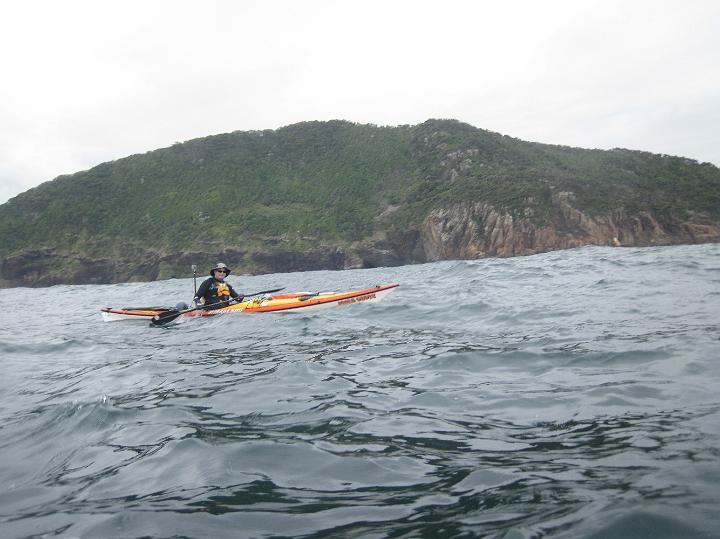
[210,262,231,276]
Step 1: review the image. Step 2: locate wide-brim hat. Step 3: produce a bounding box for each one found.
[210,262,231,276]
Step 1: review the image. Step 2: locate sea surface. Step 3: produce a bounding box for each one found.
[1,244,719,539]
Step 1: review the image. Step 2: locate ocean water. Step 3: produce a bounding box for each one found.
[1,244,719,539]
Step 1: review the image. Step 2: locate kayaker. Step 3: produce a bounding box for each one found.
[193,263,243,309]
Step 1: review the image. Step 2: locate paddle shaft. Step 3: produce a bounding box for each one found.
[151,287,285,326]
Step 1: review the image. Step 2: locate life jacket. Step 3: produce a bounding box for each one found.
[215,281,231,299]
[199,279,232,305]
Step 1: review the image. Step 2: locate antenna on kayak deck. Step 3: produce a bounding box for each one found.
[191,264,197,296]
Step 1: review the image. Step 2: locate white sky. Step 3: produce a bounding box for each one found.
[1,0,719,204]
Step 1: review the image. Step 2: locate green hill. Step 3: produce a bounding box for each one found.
[1,119,719,287]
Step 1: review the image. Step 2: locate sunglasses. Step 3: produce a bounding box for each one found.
[215,269,228,274]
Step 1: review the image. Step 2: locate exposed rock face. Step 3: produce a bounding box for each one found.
[1,193,719,288]
[0,246,348,288]
[251,248,345,273]
[0,247,160,288]
[418,193,720,261]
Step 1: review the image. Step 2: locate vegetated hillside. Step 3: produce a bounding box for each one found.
[1,119,719,287]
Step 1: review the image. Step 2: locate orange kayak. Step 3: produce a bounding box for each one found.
[101,283,399,322]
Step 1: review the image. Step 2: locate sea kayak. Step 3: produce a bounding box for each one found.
[101,283,399,322]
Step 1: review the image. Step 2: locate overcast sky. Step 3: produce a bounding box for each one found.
[1,0,718,204]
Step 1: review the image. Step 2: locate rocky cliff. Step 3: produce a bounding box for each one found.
[417,192,720,261]
[3,191,718,288]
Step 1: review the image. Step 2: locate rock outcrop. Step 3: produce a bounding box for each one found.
[1,193,719,288]
[416,193,720,261]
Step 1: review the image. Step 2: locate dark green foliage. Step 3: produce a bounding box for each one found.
[1,119,719,259]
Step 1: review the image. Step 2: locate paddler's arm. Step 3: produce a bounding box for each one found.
[194,278,212,305]
[228,284,243,302]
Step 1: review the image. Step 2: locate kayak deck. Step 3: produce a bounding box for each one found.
[101,283,399,322]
